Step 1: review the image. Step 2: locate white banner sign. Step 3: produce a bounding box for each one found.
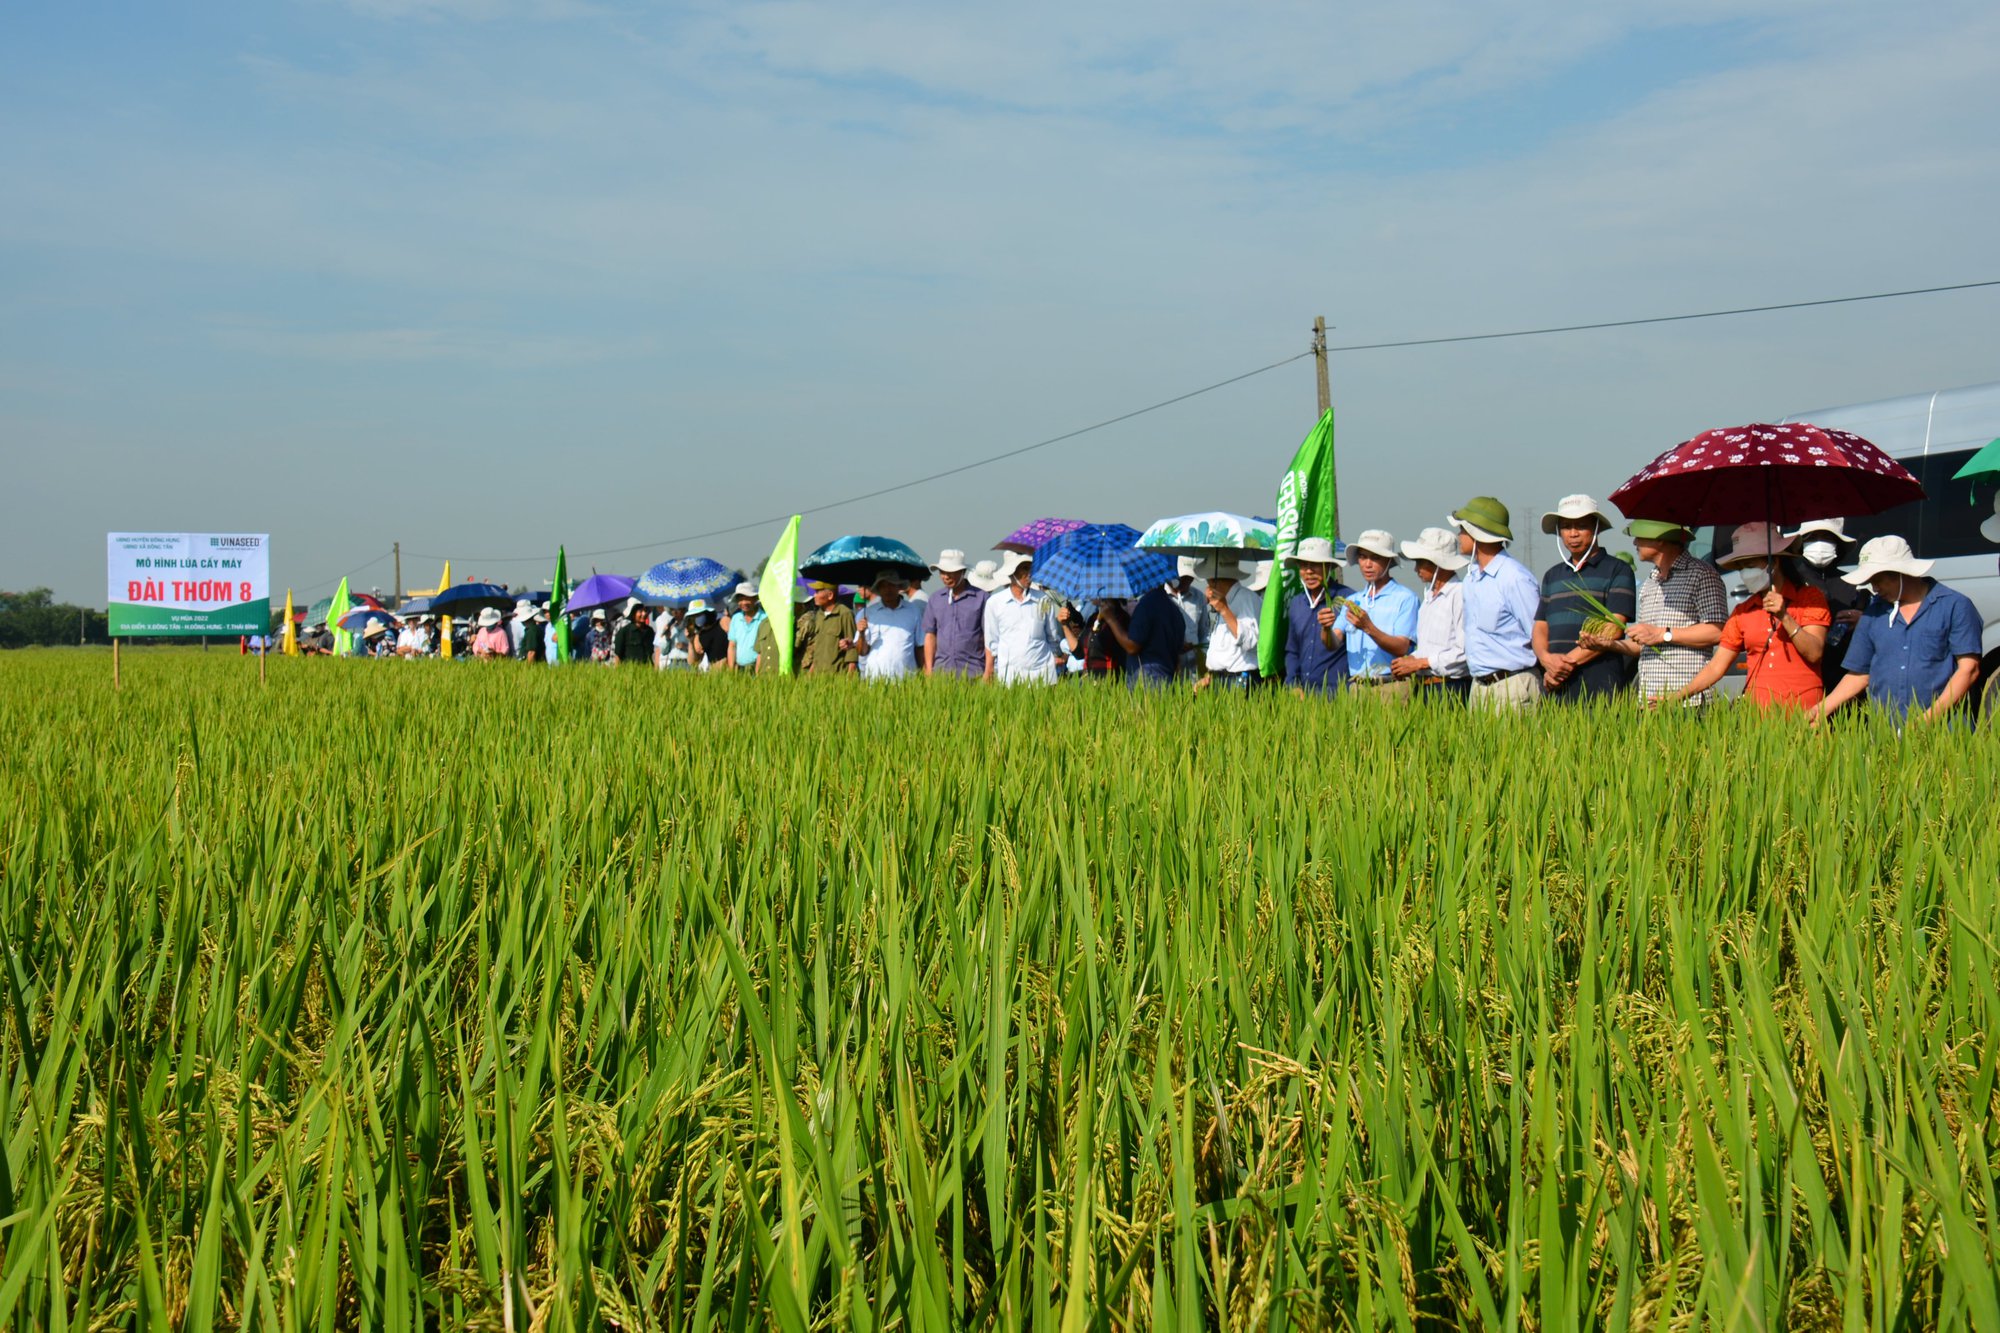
[107,532,271,636]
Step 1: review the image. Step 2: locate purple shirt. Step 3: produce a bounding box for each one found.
[920,584,989,676]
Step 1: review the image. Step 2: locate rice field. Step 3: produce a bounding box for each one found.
[1,648,1996,1330]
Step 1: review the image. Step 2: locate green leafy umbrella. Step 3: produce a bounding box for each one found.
[1950,437,2000,483]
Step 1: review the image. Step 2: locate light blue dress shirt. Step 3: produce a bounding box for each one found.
[1461,550,1540,676]
[1344,579,1420,680]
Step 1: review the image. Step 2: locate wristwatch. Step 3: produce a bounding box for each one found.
[1663,626,1675,645]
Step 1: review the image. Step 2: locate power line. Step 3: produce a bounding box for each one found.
[1325,279,2000,353]
[400,276,1997,569]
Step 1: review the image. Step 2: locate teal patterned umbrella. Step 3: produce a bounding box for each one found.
[798,536,928,586]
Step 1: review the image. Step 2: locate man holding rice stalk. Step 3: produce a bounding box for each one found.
[1391,526,1470,699]
[1583,520,1727,707]
[1450,496,1543,709]
[1533,494,1636,702]
[1337,529,1419,698]
[1808,534,1983,726]
[1280,536,1354,696]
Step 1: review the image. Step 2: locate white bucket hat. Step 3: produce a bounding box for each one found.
[1981,494,2000,545]
[968,559,1005,592]
[1285,536,1339,568]
[477,607,503,626]
[1175,556,1199,579]
[1717,521,1795,569]
[931,548,970,573]
[1782,517,1857,544]
[1343,529,1397,564]
[686,598,711,615]
[733,581,759,600]
[1208,558,1267,590]
[1842,535,1933,584]
[996,550,1034,582]
[1540,494,1614,535]
[1400,526,1468,571]
[512,598,535,620]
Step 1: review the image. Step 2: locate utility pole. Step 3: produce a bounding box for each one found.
[1314,315,1338,543]
[394,542,403,607]
[1312,316,1331,416]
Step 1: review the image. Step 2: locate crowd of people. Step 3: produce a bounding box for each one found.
[288,493,1990,723]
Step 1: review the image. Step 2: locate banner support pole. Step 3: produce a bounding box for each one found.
[113,638,121,692]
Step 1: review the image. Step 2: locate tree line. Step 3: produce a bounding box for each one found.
[0,589,108,648]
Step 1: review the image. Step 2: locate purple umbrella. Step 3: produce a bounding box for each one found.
[563,573,638,616]
[997,517,1089,554]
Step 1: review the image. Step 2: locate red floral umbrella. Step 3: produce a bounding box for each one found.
[1609,422,1923,527]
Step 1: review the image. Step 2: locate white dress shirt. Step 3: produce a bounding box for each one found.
[982,586,1066,684]
[858,598,924,680]
[1204,584,1262,673]
[1414,578,1467,679]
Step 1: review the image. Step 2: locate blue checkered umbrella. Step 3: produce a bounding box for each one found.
[635,557,742,608]
[1031,524,1174,603]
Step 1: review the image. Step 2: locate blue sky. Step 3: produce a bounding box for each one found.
[5,0,1998,603]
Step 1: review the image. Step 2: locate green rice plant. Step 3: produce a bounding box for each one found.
[0,648,1993,1329]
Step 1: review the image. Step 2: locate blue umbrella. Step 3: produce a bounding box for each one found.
[336,607,402,633]
[799,535,929,587]
[636,557,742,608]
[428,582,515,616]
[397,596,434,617]
[1032,524,1174,603]
[563,573,638,615]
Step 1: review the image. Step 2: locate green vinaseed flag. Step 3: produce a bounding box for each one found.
[551,545,572,664]
[1257,408,1338,677]
[757,515,802,675]
[327,576,353,657]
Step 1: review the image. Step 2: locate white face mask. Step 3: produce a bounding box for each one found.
[1738,567,1772,595]
[1801,540,1838,567]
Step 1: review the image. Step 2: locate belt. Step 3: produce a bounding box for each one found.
[1472,667,1529,685]
[1350,675,1395,686]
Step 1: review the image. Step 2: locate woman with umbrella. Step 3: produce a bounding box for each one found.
[1666,523,1830,711]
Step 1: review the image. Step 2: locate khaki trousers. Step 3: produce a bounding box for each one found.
[1469,670,1543,710]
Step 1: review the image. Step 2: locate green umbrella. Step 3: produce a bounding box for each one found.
[1950,436,2000,482]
